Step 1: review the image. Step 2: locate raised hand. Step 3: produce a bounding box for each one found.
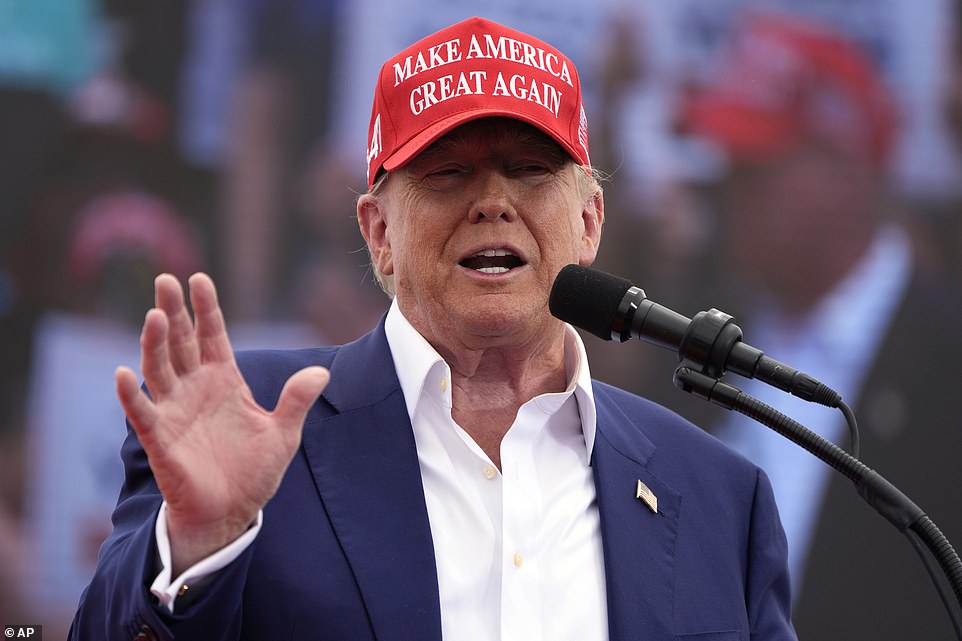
[115,273,329,575]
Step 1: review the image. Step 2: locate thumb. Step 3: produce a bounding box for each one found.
[273,366,330,432]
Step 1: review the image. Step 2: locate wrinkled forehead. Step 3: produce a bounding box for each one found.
[410,117,571,166]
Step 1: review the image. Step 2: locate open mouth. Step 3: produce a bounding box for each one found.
[458,248,526,274]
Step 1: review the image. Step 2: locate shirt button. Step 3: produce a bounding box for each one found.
[483,466,497,480]
[513,552,524,568]
[439,377,448,393]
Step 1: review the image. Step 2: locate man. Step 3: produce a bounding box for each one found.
[70,18,796,640]
[675,12,962,640]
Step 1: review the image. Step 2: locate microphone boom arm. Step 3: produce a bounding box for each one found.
[673,366,962,640]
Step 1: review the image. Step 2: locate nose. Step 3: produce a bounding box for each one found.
[467,170,518,224]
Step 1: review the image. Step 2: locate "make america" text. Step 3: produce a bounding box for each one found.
[393,33,574,118]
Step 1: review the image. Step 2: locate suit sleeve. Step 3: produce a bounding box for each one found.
[746,467,798,641]
[68,423,256,641]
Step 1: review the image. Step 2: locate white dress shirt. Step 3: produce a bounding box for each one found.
[152,300,609,641]
[385,299,607,641]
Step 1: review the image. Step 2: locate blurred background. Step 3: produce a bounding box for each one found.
[2,0,962,638]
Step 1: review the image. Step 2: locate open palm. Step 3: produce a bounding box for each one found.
[115,273,329,573]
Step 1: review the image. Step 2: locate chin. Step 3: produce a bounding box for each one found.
[456,295,548,338]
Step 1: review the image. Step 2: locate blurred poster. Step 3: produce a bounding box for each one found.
[22,314,137,613]
[21,313,323,615]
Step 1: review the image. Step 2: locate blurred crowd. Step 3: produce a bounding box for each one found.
[2,0,962,637]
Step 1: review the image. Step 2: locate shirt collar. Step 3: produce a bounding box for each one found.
[384,298,597,458]
[808,223,911,353]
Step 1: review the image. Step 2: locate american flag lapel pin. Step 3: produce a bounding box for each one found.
[636,480,658,514]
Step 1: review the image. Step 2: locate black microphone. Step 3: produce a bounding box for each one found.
[549,264,841,407]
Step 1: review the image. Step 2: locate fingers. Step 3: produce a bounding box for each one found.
[273,367,330,438]
[140,308,177,398]
[155,274,201,375]
[136,271,235,398]
[116,366,159,441]
[188,273,235,364]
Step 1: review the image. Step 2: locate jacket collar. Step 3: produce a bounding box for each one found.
[592,384,682,640]
[301,319,443,641]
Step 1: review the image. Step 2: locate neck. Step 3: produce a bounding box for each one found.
[435,327,569,469]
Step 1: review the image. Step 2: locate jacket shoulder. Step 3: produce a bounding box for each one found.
[592,379,761,478]
[235,346,339,408]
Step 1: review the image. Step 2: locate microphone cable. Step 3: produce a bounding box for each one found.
[673,366,962,641]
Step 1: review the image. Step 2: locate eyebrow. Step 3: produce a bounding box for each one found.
[418,120,569,166]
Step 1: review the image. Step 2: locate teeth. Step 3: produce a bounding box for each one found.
[478,266,509,274]
[474,249,514,258]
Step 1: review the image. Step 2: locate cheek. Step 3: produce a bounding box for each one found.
[540,211,586,264]
[388,219,453,281]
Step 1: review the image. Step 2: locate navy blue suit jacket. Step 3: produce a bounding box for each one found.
[71,319,796,640]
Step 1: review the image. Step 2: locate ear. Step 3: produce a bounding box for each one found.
[357,193,394,276]
[578,189,605,266]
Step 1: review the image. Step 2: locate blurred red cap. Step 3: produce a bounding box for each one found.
[680,12,898,167]
[67,191,202,285]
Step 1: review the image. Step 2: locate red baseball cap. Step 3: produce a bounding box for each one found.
[365,16,591,187]
[680,11,898,167]
[68,191,202,285]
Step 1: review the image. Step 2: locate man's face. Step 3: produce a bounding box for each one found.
[720,142,877,309]
[358,118,603,347]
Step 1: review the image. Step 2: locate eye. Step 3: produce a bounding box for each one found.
[428,166,465,177]
[418,163,470,183]
[510,162,552,176]
[413,163,470,191]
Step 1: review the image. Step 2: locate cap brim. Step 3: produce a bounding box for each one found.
[682,99,799,161]
[382,108,586,173]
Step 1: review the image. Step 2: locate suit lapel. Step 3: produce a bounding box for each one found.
[296,325,685,641]
[300,324,442,641]
[592,387,681,640]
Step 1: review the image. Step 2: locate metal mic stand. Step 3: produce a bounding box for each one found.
[673,362,962,640]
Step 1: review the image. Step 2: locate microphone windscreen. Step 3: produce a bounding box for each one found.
[549,264,634,341]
